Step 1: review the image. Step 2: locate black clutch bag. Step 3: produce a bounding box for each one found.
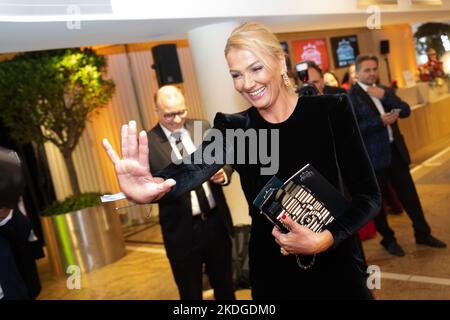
[253,164,350,269]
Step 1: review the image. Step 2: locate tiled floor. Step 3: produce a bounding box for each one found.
[36,146,450,300]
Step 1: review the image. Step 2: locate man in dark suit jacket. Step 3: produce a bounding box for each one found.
[0,147,41,300]
[147,85,235,300]
[297,60,347,95]
[349,55,446,256]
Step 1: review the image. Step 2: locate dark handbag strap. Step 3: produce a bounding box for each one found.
[327,114,345,194]
[294,109,346,270]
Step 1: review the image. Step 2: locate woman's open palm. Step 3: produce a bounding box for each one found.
[102,120,176,203]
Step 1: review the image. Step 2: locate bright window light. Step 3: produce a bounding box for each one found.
[441,34,450,52]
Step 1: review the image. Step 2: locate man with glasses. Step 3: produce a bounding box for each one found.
[146,85,235,300]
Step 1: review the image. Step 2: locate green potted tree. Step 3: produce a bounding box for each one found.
[0,48,125,276]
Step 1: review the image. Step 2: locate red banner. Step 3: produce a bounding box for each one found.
[291,38,330,71]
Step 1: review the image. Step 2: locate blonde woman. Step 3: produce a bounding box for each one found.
[103,23,380,299]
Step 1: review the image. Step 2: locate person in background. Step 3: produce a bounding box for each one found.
[298,60,346,95]
[0,147,41,300]
[103,22,381,300]
[146,85,235,300]
[349,55,446,257]
[323,71,340,88]
[341,63,357,91]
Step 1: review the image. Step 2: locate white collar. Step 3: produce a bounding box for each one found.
[357,81,372,92]
[358,81,380,93]
[159,123,188,141]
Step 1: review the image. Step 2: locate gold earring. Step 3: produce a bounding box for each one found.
[282,72,291,87]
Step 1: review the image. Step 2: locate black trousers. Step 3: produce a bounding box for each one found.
[374,144,431,244]
[169,208,235,300]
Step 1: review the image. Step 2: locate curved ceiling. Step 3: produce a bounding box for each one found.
[0,0,449,53]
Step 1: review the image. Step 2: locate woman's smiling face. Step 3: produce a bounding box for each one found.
[226,47,283,111]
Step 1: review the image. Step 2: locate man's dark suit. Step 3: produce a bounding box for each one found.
[0,147,41,300]
[147,119,234,300]
[0,209,41,300]
[349,83,431,243]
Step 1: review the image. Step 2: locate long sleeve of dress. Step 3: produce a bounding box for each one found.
[325,95,381,248]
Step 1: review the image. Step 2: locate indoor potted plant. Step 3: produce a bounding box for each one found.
[0,48,124,276]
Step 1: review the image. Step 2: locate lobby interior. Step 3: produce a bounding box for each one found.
[1,0,450,300]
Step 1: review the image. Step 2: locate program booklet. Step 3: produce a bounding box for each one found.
[253,164,350,233]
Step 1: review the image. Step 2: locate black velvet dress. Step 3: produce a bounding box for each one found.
[156,94,381,300]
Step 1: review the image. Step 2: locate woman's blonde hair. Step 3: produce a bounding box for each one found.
[225,22,292,90]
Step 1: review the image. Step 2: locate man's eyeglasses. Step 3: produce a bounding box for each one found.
[163,109,187,120]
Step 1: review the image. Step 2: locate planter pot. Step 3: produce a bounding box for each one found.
[40,202,125,276]
[114,199,155,227]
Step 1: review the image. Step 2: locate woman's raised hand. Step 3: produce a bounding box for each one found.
[102,120,176,204]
